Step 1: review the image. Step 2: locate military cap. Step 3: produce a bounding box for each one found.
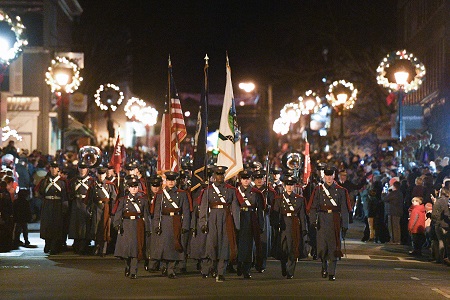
[283,175,297,185]
[252,170,266,179]
[148,175,163,186]
[49,161,60,168]
[78,161,89,168]
[316,162,327,171]
[214,166,228,175]
[127,176,140,187]
[165,171,179,181]
[97,164,108,174]
[239,169,253,179]
[125,161,138,170]
[271,166,283,174]
[323,165,336,176]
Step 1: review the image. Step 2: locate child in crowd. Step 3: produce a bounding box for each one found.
[12,189,32,248]
[408,197,426,256]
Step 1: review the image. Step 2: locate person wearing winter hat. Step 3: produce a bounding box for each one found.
[408,197,426,255]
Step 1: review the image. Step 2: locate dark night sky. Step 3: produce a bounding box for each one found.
[75,0,398,113]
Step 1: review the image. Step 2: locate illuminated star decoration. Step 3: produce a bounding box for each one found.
[2,119,22,142]
[376,49,426,93]
[0,10,28,65]
[45,56,83,93]
[94,83,124,111]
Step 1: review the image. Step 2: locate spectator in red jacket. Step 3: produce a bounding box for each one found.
[408,197,426,256]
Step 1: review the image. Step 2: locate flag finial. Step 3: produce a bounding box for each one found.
[204,54,209,66]
[168,55,171,67]
[226,52,229,66]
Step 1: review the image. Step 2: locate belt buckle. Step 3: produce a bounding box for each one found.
[217,205,223,209]
[170,212,175,216]
[327,209,332,213]
[130,216,135,220]
[286,213,292,217]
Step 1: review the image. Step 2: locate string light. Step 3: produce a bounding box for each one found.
[138,106,158,126]
[2,119,22,141]
[124,97,146,120]
[273,117,290,135]
[45,56,83,93]
[280,102,301,124]
[0,10,28,65]
[94,83,124,111]
[376,49,426,93]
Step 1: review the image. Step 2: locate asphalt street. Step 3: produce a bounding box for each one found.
[1,220,449,299]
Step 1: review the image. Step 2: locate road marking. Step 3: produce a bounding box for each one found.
[0,265,30,269]
[0,252,23,257]
[411,277,420,280]
[432,288,450,298]
[345,254,371,260]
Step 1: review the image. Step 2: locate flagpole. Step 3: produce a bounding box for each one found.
[203,54,209,182]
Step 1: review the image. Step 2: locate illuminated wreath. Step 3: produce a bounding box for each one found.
[94,83,124,111]
[326,80,358,110]
[0,10,28,65]
[124,97,147,120]
[45,56,82,93]
[280,102,301,124]
[138,106,158,126]
[376,49,426,93]
[298,90,321,115]
[273,117,290,135]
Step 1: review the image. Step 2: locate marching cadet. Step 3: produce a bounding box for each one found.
[144,174,162,272]
[236,170,265,279]
[309,165,349,281]
[36,161,69,255]
[177,169,193,273]
[68,162,95,254]
[199,166,242,282]
[113,176,151,279]
[272,174,307,279]
[88,165,118,257]
[271,167,284,195]
[105,165,118,187]
[252,169,277,272]
[151,171,191,279]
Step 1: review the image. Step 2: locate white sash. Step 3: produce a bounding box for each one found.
[238,186,252,206]
[45,175,62,193]
[163,189,179,209]
[212,183,227,203]
[75,176,90,191]
[282,193,295,211]
[130,197,141,213]
[320,183,337,206]
[98,183,110,199]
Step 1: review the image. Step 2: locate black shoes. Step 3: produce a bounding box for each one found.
[179,267,187,273]
[211,270,218,278]
[236,266,243,276]
[243,273,252,279]
[130,274,137,279]
[161,266,168,276]
[286,275,294,279]
[125,267,130,277]
[282,268,287,277]
[168,273,177,279]
[258,269,266,273]
[216,275,225,282]
[321,268,328,278]
[201,274,208,279]
[329,275,335,281]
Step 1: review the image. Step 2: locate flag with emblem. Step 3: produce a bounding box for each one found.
[158,57,187,172]
[191,55,209,191]
[108,133,125,175]
[217,56,243,180]
[303,139,311,184]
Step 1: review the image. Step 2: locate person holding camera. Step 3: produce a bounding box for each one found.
[150,171,190,279]
[309,165,349,281]
[113,176,151,279]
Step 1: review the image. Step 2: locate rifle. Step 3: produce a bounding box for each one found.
[264,151,270,211]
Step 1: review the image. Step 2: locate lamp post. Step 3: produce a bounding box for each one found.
[138,106,158,148]
[298,90,321,146]
[376,50,426,167]
[239,82,274,153]
[326,80,358,152]
[45,56,82,151]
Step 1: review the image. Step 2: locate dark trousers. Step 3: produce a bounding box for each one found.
[13,222,29,244]
[322,259,337,276]
[126,257,138,275]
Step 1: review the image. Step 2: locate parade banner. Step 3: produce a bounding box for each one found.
[109,134,125,175]
[303,141,311,184]
[217,56,243,180]
[191,56,209,191]
[158,58,187,172]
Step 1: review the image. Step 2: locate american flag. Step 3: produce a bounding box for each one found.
[158,58,187,172]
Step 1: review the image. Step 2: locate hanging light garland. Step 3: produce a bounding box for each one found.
[0,10,28,65]
[45,56,83,93]
[280,102,301,124]
[298,90,321,115]
[2,119,22,142]
[124,97,147,120]
[94,83,124,111]
[326,80,358,110]
[376,49,426,93]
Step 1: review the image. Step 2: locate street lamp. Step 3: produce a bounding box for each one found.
[326,80,358,152]
[94,83,124,148]
[376,49,425,167]
[239,81,274,153]
[45,56,82,151]
[138,106,158,148]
